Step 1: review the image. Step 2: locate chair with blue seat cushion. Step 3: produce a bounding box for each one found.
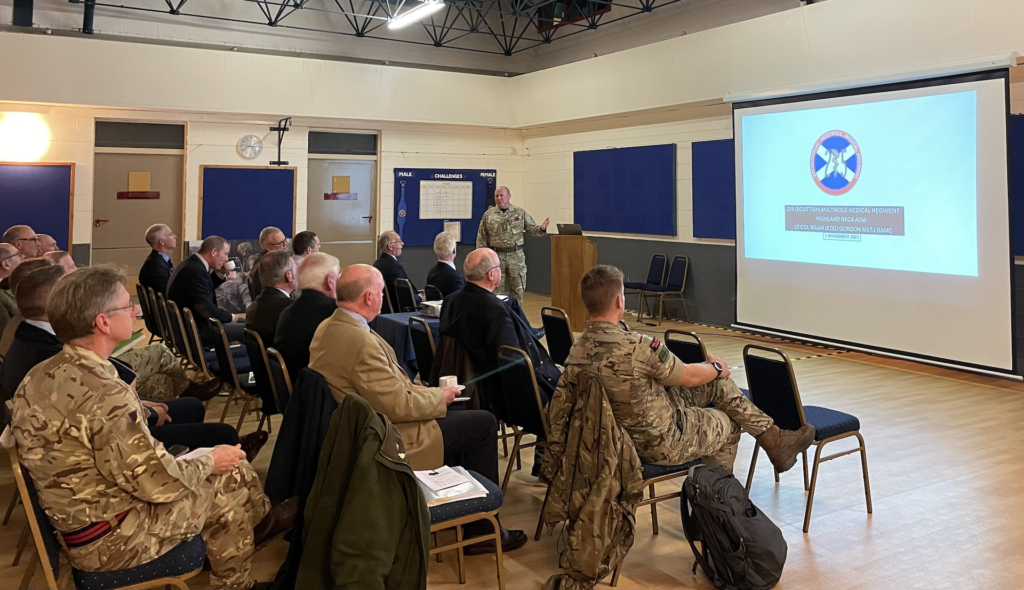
[265,347,293,413]
[637,255,690,325]
[540,307,573,367]
[135,284,162,345]
[638,458,702,536]
[7,447,203,590]
[211,318,263,433]
[395,278,418,312]
[429,469,505,589]
[624,254,666,321]
[741,344,872,533]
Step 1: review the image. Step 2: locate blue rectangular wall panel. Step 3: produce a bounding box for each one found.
[0,163,73,250]
[201,167,294,240]
[573,144,676,236]
[692,139,736,240]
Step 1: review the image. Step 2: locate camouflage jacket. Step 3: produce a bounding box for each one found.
[476,204,546,249]
[566,321,696,465]
[540,366,643,589]
[10,344,214,532]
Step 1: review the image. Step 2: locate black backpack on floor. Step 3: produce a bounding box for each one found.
[680,465,787,590]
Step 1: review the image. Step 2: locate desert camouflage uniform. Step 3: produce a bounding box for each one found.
[476,204,547,304]
[10,344,270,590]
[119,343,190,401]
[563,321,773,469]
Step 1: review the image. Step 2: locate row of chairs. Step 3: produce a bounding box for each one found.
[383,278,445,314]
[624,254,690,325]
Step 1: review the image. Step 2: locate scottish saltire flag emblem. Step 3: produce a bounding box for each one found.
[811,130,862,195]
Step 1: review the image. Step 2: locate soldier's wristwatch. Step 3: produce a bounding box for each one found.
[711,361,723,378]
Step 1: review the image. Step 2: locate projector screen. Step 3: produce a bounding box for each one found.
[734,71,1013,373]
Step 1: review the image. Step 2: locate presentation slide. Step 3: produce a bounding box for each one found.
[734,74,1013,372]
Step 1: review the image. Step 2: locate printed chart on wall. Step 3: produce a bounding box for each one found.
[394,169,495,247]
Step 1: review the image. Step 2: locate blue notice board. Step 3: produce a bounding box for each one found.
[692,139,736,240]
[201,167,295,240]
[393,169,496,247]
[1010,115,1024,255]
[573,144,676,236]
[0,163,73,250]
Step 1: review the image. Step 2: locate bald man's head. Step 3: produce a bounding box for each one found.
[4,225,39,258]
[37,235,58,254]
[0,243,23,278]
[336,264,386,321]
[464,248,501,291]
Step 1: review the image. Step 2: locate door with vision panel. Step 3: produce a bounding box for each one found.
[306,159,376,267]
[93,153,184,275]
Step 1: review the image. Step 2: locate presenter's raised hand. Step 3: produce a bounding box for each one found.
[541,218,550,231]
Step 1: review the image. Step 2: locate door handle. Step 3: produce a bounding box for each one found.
[94,219,110,227]
[362,216,373,223]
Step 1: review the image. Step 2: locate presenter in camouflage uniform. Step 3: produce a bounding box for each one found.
[9,267,294,590]
[557,265,815,471]
[475,186,549,304]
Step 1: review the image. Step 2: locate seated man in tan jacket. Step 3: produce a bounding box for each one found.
[308,263,527,555]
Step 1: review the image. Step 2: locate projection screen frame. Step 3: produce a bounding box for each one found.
[731,68,1017,377]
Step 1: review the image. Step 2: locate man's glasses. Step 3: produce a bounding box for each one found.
[0,252,23,265]
[14,236,38,243]
[267,239,287,248]
[102,303,138,316]
[487,264,501,273]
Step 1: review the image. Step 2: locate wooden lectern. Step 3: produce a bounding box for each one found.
[551,235,598,332]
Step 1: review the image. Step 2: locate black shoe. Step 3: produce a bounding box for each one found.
[464,527,528,555]
[254,496,298,548]
[180,377,223,402]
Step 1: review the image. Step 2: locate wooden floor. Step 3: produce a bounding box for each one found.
[3,292,1024,589]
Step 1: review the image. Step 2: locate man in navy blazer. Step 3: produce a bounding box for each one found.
[139,224,176,336]
[167,235,245,347]
[425,231,464,299]
[373,231,422,312]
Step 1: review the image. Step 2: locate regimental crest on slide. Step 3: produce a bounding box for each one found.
[811,130,862,195]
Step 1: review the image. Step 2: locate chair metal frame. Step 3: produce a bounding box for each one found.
[394,277,418,312]
[7,447,201,590]
[430,509,504,590]
[424,284,444,302]
[382,287,395,314]
[637,255,690,325]
[741,344,872,533]
[145,287,169,347]
[408,316,437,387]
[209,318,263,432]
[496,346,552,494]
[156,293,185,363]
[244,328,284,428]
[135,284,162,345]
[625,253,667,322]
[663,329,708,364]
[265,347,294,403]
[180,308,216,381]
[539,306,573,367]
[165,300,198,372]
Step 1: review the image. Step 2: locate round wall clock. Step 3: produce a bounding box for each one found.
[237,135,263,159]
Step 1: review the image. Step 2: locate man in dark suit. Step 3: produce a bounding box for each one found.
[425,231,464,299]
[139,224,177,297]
[0,265,266,458]
[373,231,422,312]
[274,252,341,379]
[245,251,296,347]
[437,248,557,476]
[167,235,245,347]
[247,226,289,301]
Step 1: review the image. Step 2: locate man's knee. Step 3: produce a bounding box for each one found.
[166,397,206,423]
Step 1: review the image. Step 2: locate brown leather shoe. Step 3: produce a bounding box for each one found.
[253,496,298,548]
[239,430,269,463]
[755,424,816,473]
[463,527,528,555]
[180,377,223,402]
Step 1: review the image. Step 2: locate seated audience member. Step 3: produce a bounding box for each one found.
[168,235,245,346]
[557,265,815,472]
[274,253,340,379]
[373,231,422,311]
[139,223,177,297]
[425,231,464,298]
[0,265,262,456]
[4,225,40,258]
[0,243,24,335]
[291,230,320,268]
[308,263,527,554]
[44,250,77,273]
[245,251,296,347]
[248,226,288,300]
[436,248,558,474]
[8,266,295,590]
[36,234,59,254]
[0,256,53,355]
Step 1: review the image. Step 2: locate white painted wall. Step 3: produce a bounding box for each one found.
[520,116,733,244]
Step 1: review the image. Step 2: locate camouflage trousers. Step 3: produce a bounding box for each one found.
[120,344,190,401]
[66,461,271,590]
[496,250,527,305]
[648,378,773,470]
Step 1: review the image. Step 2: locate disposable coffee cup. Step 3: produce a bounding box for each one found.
[440,375,458,388]
[223,260,236,272]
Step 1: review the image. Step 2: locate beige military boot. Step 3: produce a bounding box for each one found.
[755,424,816,473]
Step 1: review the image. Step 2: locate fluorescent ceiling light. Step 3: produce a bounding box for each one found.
[387,0,445,30]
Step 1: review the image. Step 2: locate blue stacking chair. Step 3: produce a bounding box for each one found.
[395,278,418,312]
[540,307,573,367]
[637,255,689,325]
[663,329,707,364]
[408,316,437,387]
[210,318,261,432]
[742,344,872,533]
[624,254,666,322]
[7,447,205,590]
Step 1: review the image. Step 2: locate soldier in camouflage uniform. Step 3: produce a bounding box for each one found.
[119,343,191,401]
[476,186,549,304]
[9,267,293,590]
[564,265,815,472]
